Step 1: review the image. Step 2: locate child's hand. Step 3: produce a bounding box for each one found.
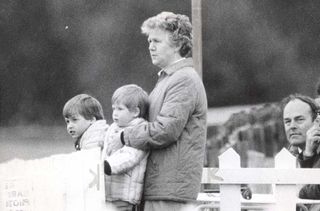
[241,186,252,200]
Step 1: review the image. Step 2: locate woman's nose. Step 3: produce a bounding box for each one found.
[149,42,155,51]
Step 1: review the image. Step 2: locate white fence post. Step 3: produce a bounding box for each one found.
[219,148,241,211]
[274,148,297,211]
[199,147,320,210]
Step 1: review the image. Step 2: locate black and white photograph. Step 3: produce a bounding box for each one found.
[1,0,320,210]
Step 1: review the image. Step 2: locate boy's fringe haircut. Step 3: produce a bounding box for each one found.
[63,94,104,120]
[112,84,149,119]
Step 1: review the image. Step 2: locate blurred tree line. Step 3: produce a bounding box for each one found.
[0,0,320,126]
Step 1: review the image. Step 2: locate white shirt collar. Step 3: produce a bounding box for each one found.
[157,58,186,76]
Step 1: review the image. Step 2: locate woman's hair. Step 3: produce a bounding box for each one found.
[63,94,104,120]
[112,84,149,119]
[141,11,192,57]
[281,93,319,121]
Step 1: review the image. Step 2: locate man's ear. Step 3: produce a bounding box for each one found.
[133,107,140,118]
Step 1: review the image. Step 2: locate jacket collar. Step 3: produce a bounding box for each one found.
[157,58,193,77]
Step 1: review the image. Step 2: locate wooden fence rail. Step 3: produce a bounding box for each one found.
[198,148,320,211]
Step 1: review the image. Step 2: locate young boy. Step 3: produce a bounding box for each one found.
[63,94,118,211]
[63,94,108,151]
[103,84,149,211]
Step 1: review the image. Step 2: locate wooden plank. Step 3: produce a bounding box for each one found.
[275,148,296,211]
[273,147,295,195]
[198,148,320,211]
[202,167,320,184]
[219,148,241,210]
[203,148,320,185]
[192,0,202,78]
[197,193,320,206]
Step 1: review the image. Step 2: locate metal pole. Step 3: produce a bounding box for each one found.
[192,0,202,78]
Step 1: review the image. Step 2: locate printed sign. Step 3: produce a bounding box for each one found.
[2,179,33,211]
[0,148,105,211]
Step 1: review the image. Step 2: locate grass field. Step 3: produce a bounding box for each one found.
[0,125,75,163]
